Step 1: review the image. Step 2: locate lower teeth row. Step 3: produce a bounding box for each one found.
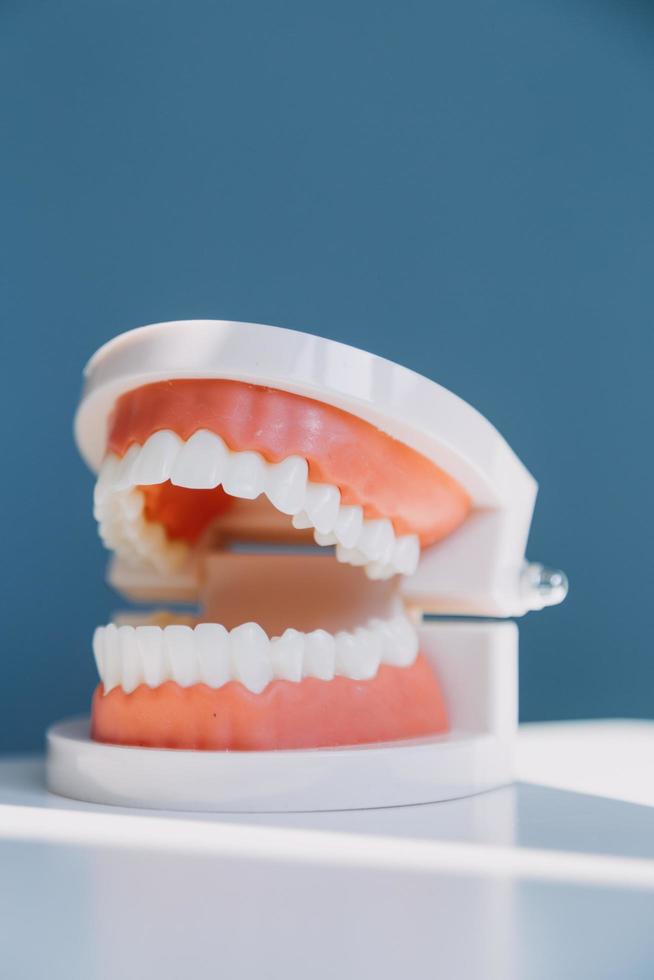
[94,615,419,695]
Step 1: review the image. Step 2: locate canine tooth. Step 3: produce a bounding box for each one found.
[113,444,142,490]
[118,625,142,694]
[270,628,304,681]
[163,625,198,687]
[334,505,363,548]
[92,627,105,679]
[136,626,166,687]
[170,430,228,489]
[335,544,368,567]
[195,623,231,687]
[266,456,308,515]
[222,451,267,500]
[356,518,395,562]
[131,430,182,486]
[392,534,420,575]
[304,629,336,680]
[230,622,272,693]
[334,630,378,680]
[314,530,337,546]
[291,511,313,530]
[304,483,341,534]
[101,624,121,693]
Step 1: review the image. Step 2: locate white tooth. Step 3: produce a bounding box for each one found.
[118,625,142,694]
[92,627,105,679]
[222,451,267,499]
[101,624,120,693]
[136,626,166,687]
[131,430,182,486]
[389,616,420,666]
[392,535,420,575]
[334,505,363,548]
[335,544,368,567]
[94,455,120,506]
[365,561,396,581]
[230,622,272,693]
[304,630,335,680]
[356,518,395,562]
[113,444,142,490]
[170,430,228,489]
[266,456,308,515]
[352,627,382,679]
[195,623,231,687]
[304,483,341,534]
[334,630,367,679]
[121,490,144,522]
[270,629,304,681]
[373,616,419,667]
[291,511,313,530]
[163,625,198,687]
[314,530,337,546]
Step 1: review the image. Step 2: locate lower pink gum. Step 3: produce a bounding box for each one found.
[92,654,449,750]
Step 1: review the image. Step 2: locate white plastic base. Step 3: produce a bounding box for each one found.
[46,621,517,812]
[46,719,513,812]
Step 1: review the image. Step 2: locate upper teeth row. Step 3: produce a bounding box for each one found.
[93,614,419,695]
[94,431,420,580]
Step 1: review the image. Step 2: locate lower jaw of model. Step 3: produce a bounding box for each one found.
[90,380,470,751]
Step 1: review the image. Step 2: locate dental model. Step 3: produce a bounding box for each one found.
[46,320,567,811]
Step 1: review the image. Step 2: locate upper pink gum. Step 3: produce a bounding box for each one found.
[107,379,471,546]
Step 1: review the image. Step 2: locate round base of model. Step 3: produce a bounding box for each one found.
[46,717,513,812]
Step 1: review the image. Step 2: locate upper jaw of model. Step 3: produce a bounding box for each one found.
[94,433,421,581]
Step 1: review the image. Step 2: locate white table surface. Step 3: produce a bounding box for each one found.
[1,720,653,980]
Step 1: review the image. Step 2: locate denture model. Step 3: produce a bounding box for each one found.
[46,320,567,811]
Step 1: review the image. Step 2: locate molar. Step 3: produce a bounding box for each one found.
[392,535,420,575]
[303,629,336,680]
[371,615,419,667]
[291,511,313,530]
[334,630,374,680]
[356,518,395,563]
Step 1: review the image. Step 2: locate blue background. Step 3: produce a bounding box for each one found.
[1,1,653,751]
